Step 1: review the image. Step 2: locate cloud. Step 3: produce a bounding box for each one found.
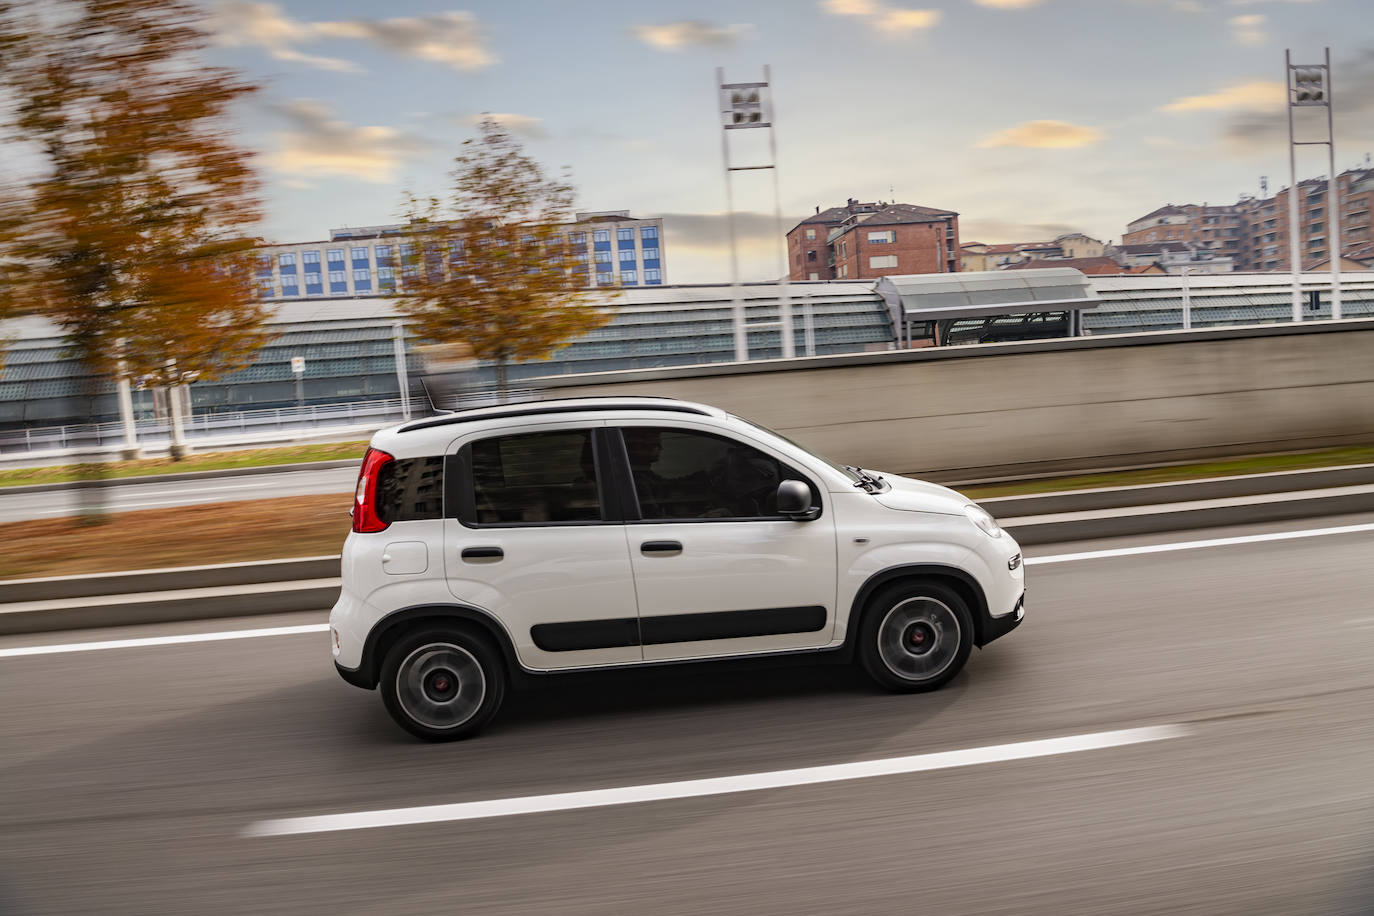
[978,120,1104,149]
[1229,13,1266,44]
[313,12,495,71]
[958,218,1080,243]
[1130,0,1206,14]
[214,1,356,71]
[631,20,750,50]
[821,0,941,34]
[972,0,1043,9]
[1225,0,1318,5]
[463,113,546,139]
[213,2,496,73]
[266,100,425,183]
[1159,80,1284,112]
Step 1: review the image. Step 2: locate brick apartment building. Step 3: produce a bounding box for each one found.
[787,199,959,281]
[1123,167,1374,271]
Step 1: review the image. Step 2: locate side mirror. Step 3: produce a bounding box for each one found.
[776,479,820,521]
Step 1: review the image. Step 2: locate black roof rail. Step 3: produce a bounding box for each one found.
[398,398,711,433]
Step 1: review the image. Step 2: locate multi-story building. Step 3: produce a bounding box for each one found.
[253,211,665,300]
[787,199,958,281]
[1123,168,1374,271]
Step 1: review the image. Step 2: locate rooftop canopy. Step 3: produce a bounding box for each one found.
[874,268,1101,345]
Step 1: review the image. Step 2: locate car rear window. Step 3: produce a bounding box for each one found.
[376,456,444,523]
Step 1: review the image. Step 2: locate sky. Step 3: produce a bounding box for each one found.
[206,0,1374,283]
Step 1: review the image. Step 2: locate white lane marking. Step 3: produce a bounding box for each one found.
[1026,521,1374,566]
[0,624,330,658]
[243,724,1188,837]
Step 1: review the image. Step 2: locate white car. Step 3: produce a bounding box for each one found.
[331,397,1024,741]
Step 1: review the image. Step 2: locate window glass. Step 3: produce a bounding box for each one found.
[618,248,636,262]
[351,247,370,260]
[623,427,805,520]
[353,268,371,281]
[569,231,586,244]
[302,250,321,265]
[377,456,444,523]
[593,229,610,243]
[470,430,600,524]
[279,253,296,267]
[617,227,634,241]
[643,247,660,261]
[594,250,612,263]
[327,248,345,263]
[641,226,658,240]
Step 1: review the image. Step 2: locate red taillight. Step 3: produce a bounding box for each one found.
[352,447,394,533]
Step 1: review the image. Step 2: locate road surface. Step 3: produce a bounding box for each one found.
[2,516,1373,914]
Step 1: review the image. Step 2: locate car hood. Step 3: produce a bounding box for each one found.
[870,472,968,517]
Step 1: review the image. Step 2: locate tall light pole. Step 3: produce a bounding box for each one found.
[1286,48,1340,322]
[717,66,794,361]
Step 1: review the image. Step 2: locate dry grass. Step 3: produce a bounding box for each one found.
[0,493,353,580]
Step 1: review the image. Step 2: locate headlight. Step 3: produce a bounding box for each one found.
[964,504,1002,539]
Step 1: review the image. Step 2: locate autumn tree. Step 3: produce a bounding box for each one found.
[396,117,611,399]
[0,0,267,459]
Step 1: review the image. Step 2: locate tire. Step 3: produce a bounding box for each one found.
[858,581,974,693]
[379,626,506,741]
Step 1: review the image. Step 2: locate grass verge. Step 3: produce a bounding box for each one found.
[0,440,369,489]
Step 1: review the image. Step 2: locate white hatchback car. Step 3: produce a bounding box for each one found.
[331,397,1024,740]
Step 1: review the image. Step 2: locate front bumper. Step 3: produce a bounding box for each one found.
[980,592,1024,646]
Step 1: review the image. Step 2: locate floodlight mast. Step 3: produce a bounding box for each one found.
[717,65,799,363]
[1285,47,1341,323]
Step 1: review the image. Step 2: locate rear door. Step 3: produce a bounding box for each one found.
[443,422,641,670]
[611,422,838,661]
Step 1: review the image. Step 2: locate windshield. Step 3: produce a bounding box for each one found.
[731,414,863,483]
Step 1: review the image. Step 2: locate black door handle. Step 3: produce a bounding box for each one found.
[461,546,504,561]
[640,540,682,556]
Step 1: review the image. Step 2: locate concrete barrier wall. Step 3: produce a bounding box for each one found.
[535,320,1374,479]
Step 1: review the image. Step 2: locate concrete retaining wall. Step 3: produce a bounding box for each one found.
[534,320,1374,479]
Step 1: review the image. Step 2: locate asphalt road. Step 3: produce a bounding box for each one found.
[0,466,359,523]
[2,518,1374,915]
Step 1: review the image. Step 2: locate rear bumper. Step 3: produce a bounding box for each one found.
[980,592,1024,646]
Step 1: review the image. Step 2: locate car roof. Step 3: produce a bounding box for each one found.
[389,396,727,437]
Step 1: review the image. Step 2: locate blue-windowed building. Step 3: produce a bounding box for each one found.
[251,212,667,301]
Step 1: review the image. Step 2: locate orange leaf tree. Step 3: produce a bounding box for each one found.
[396,117,612,398]
[0,0,267,450]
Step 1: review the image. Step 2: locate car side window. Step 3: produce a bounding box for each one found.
[469,429,600,524]
[622,427,808,521]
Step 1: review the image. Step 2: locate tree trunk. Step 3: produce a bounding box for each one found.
[75,350,109,525]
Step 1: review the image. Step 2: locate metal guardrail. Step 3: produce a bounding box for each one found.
[0,389,542,455]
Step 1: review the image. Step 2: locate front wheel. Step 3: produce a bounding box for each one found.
[379,627,506,741]
[858,582,974,692]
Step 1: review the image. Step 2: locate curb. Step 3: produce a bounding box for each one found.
[978,463,1374,519]
[0,459,361,496]
[1001,487,1374,546]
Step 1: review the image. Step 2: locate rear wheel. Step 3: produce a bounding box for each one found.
[858,582,973,692]
[379,627,505,741]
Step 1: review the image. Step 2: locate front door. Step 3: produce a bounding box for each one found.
[444,422,641,671]
[614,423,838,661]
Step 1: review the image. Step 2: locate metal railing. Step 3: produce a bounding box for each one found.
[0,389,543,456]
